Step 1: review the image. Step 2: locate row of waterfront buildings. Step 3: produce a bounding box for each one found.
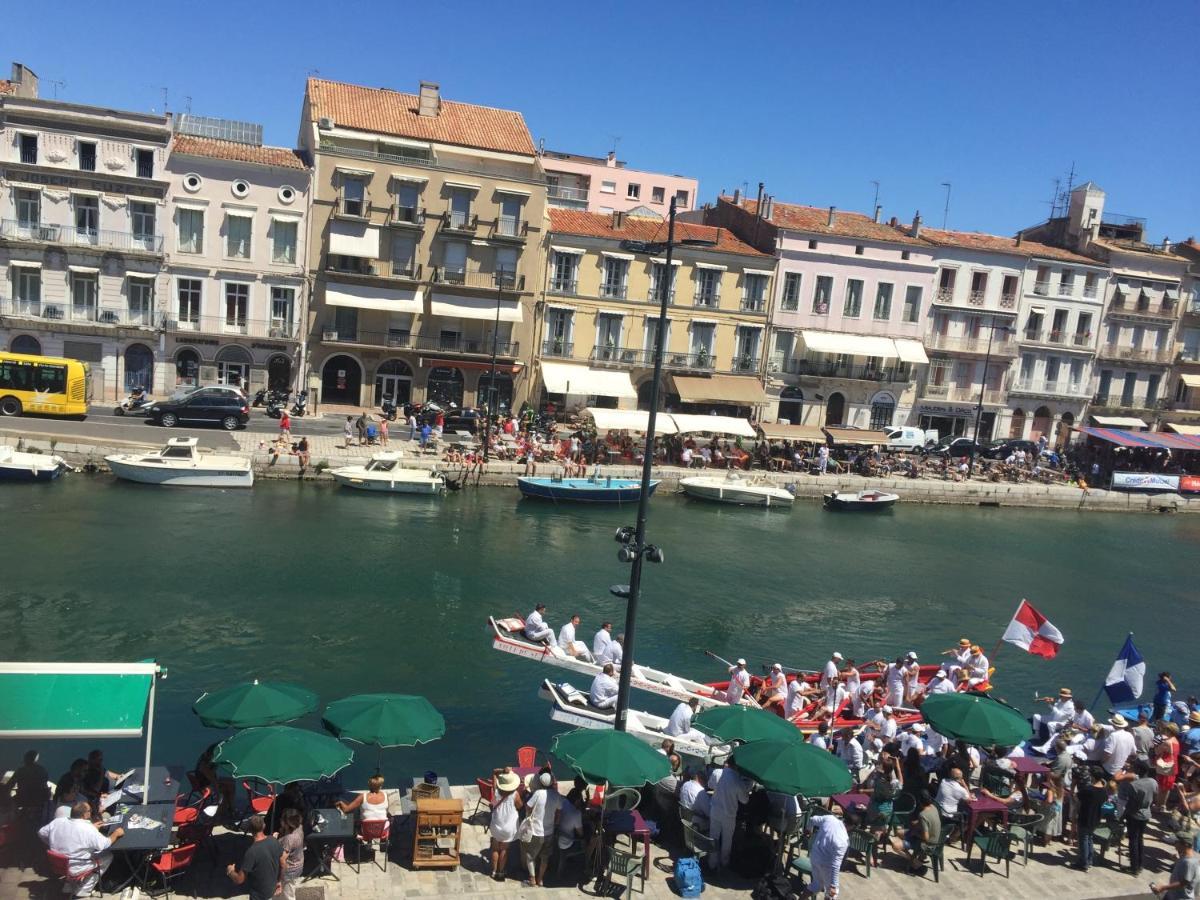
[2,62,1199,443]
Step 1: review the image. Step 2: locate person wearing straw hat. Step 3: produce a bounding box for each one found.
[1184,710,1200,756]
[964,645,990,687]
[489,768,523,881]
[941,638,972,668]
[1104,715,1137,777]
[1033,687,1076,742]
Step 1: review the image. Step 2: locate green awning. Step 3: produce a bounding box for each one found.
[0,662,157,738]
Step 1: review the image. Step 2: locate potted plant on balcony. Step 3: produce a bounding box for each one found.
[552,336,565,356]
[697,347,710,368]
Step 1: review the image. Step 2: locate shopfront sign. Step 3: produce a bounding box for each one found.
[916,403,970,416]
[1112,471,1180,492]
[1180,475,1200,494]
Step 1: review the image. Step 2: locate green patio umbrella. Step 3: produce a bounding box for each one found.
[211,726,354,785]
[693,705,802,745]
[322,693,445,772]
[919,691,1032,748]
[732,739,853,797]
[193,680,317,729]
[551,728,671,787]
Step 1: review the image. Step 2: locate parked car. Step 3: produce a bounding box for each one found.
[171,384,248,403]
[149,393,249,430]
[885,426,939,452]
[981,438,1039,460]
[923,436,981,459]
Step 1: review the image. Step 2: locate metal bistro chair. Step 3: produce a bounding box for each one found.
[472,777,494,831]
[886,792,918,837]
[242,780,275,817]
[923,827,953,883]
[352,818,391,873]
[681,820,716,866]
[1092,818,1126,868]
[1006,810,1048,866]
[602,787,642,854]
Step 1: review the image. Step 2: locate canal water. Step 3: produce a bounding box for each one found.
[1,478,1196,786]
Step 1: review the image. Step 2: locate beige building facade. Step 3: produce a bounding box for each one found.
[298,79,546,412]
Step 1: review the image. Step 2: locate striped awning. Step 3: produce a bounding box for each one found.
[1072,426,1200,451]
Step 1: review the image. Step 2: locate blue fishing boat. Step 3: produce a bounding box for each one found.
[0,446,67,483]
[517,473,658,503]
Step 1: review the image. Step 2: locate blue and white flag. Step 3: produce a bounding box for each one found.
[1103,634,1145,704]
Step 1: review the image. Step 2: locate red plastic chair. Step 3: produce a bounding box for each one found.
[46,849,98,894]
[473,777,494,830]
[242,780,275,815]
[352,818,391,873]
[516,746,538,769]
[173,787,211,826]
[149,842,197,898]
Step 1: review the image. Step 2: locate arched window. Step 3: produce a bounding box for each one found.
[825,392,845,427]
[123,343,154,392]
[175,348,200,386]
[1009,408,1026,439]
[374,359,413,406]
[778,386,803,425]
[267,355,293,393]
[321,355,362,404]
[10,335,41,355]
[1032,405,1053,442]
[216,345,252,387]
[869,391,896,430]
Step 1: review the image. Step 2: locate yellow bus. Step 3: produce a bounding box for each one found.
[0,351,91,418]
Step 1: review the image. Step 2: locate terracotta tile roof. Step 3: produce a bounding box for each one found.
[548,209,772,258]
[920,227,1099,265]
[1093,236,1188,263]
[307,78,535,156]
[731,197,930,247]
[171,135,307,171]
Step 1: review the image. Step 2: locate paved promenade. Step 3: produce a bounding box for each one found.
[2,778,1166,899]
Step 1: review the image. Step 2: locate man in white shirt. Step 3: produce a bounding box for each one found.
[836,729,865,780]
[1071,700,1096,736]
[608,635,624,669]
[1102,714,1137,776]
[786,677,816,719]
[757,664,787,713]
[965,645,990,687]
[901,652,921,704]
[883,658,906,708]
[39,801,125,897]
[589,664,619,710]
[557,614,591,661]
[665,698,706,743]
[522,773,562,887]
[879,707,899,741]
[820,652,843,691]
[1033,687,1076,741]
[679,771,711,828]
[809,723,831,751]
[726,659,751,705]
[592,622,613,662]
[708,763,749,871]
[926,669,956,696]
[899,723,927,757]
[935,767,973,820]
[524,604,556,646]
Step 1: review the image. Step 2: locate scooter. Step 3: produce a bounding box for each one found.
[114,393,154,416]
[290,391,308,417]
[380,398,401,421]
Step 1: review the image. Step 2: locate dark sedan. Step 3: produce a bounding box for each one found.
[149,393,249,430]
[923,436,981,459]
[981,438,1040,460]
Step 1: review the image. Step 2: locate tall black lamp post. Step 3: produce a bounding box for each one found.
[610,196,716,731]
[969,321,1013,472]
[482,272,507,463]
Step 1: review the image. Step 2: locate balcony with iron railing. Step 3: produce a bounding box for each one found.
[432,267,524,291]
[387,205,425,227]
[967,290,986,306]
[779,357,911,382]
[728,355,762,374]
[1091,393,1163,411]
[1096,344,1175,364]
[548,278,578,295]
[1072,332,1093,347]
[740,296,767,313]
[0,295,159,328]
[599,283,628,300]
[1,218,164,254]
[589,345,716,371]
[1057,282,1075,298]
[440,210,479,234]
[932,287,956,305]
[1083,285,1099,299]
[334,196,370,220]
[925,333,1018,357]
[318,138,545,187]
[491,216,527,240]
[920,383,1007,405]
[546,185,590,206]
[1108,295,1177,320]
[1009,378,1091,399]
[999,292,1018,309]
[1185,301,1200,320]
[1033,280,1051,296]
[319,324,519,357]
[694,290,720,309]
[324,257,422,281]
[169,314,297,339]
[541,339,575,359]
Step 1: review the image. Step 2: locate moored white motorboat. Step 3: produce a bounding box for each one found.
[538,679,718,760]
[0,446,68,483]
[823,489,899,511]
[488,616,735,708]
[105,438,253,488]
[330,452,445,495]
[679,472,794,507]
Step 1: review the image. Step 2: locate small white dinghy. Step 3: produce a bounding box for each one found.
[106,437,253,488]
[823,488,899,511]
[679,472,794,507]
[0,446,68,483]
[330,451,445,495]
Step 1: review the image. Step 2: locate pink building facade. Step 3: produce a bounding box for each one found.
[540,149,698,217]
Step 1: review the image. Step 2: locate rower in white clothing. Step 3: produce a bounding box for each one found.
[664,698,707,743]
[964,645,990,687]
[592,622,613,662]
[883,657,906,708]
[557,615,592,661]
[726,659,751,705]
[524,603,556,646]
[820,652,843,691]
[757,664,787,713]
[589,664,619,709]
[608,635,624,669]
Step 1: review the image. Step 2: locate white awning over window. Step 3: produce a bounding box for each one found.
[694,262,727,271]
[649,257,682,266]
[430,293,522,323]
[892,339,930,364]
[9,260,42,269]
[541,361,637,399]
[444,180,481,191]
[1090,415,1149,429]
[743,268,775,277]
[799,330,897,359]
[326,282,422,313]
[601,251,634,261]
[328,220,381,258]
[551,245,586,255]
[1179,374,1200,389]
[586,407,678,435]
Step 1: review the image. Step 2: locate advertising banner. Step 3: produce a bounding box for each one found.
[1112,471,1180,492]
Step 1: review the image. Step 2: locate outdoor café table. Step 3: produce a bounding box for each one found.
[964,795,1011,847]
[830,793,870,816]
[602,809,651,879]
[304,807,353,882]
[119,766,188,804]
[1010,757,1050,775]
[303,775,347,809]
[103,802,173,891]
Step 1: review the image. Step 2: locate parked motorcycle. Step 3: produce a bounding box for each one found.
[380,398,401,421]
[290,391,308,417]
[114,392,154,416]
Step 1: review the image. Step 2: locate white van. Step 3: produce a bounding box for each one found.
[886,426,938,452]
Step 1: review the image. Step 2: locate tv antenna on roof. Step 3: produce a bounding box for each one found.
[940,182,952,230]
[871,180,880,213]
[609,135,621,156]
[46,78,66,99]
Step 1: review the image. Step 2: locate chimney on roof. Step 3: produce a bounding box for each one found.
[606,151,617,168]
[763,196,774,221]
[1016,230,1023,246]
[417,81,441,118]
[612,210,625,230]
[827,206,836,227]
[911,211,922,238]
[732,188,741,205]
[9,62,38,99]
[1162,237,1172,252]
[873,205,882,224]
[888,216,898,228]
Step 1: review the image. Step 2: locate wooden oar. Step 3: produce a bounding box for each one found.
[703,650,762,709]
[761,661,820,677]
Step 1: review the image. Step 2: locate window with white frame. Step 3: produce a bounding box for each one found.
[498,195,523,236]
[224,283,249,333]
[448,189,472,228]
[71,272,97,320]
[689,322,715,361]
[270,286,295,337]
[601,257,629,299]
[272,219,297,264]
[341,176,367,217]
[812,275,832,313]
[600,181,616,194]
[551,252,578,293]
[545,308,574,356]
[902,285,922,323]
[127,277,155,326]
[394,182,420,222]
[14,189,40,227]
[177,279,201,326]
[651,186,665,204]
[494,247,518,287]
[226,214,252,259]
[177,208,204,254]
[694,268,721,306]
[873,282,893,320]
[843,279,863,317]
[390,234,416,277]
[781,272,802,310]
[674,189,688,207]
[733,326,761,371]
[742,274,768,311]
[626,183,640,200]
[595,312,623,358]
[130,202,156,244]
[12,266,40,312]
[73,195,99,238]
[644,316,668,355]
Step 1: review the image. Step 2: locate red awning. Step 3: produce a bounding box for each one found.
[1072,426,1200,451]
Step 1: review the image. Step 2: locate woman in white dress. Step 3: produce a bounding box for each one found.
[489,769,523,881]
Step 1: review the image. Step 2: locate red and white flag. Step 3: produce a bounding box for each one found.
[1001,600,1064,659]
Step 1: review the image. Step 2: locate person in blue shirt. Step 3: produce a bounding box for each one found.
[1185,710,1200,757]
[419,422,432,449]
[1154,672,1177,722]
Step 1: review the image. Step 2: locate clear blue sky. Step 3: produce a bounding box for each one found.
[5,0,1198,241]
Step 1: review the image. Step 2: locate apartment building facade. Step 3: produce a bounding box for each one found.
[704,196,934,430]
[1168,239,1200,425]
[540,149,698,217]
[0,63,172,398]
[299,79,546,411]
[538,209,771,414]
[162,124,310,394]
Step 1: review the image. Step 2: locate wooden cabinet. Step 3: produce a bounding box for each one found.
[412,798,462,869]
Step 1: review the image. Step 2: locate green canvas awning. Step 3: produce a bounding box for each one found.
[0,662,158,738]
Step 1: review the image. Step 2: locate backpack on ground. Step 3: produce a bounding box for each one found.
[673,856,704,897]
[751,872,794,900]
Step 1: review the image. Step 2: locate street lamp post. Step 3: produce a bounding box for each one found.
[482,272,505,463]
[610,197,715,731]
[969,321,1010,472]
